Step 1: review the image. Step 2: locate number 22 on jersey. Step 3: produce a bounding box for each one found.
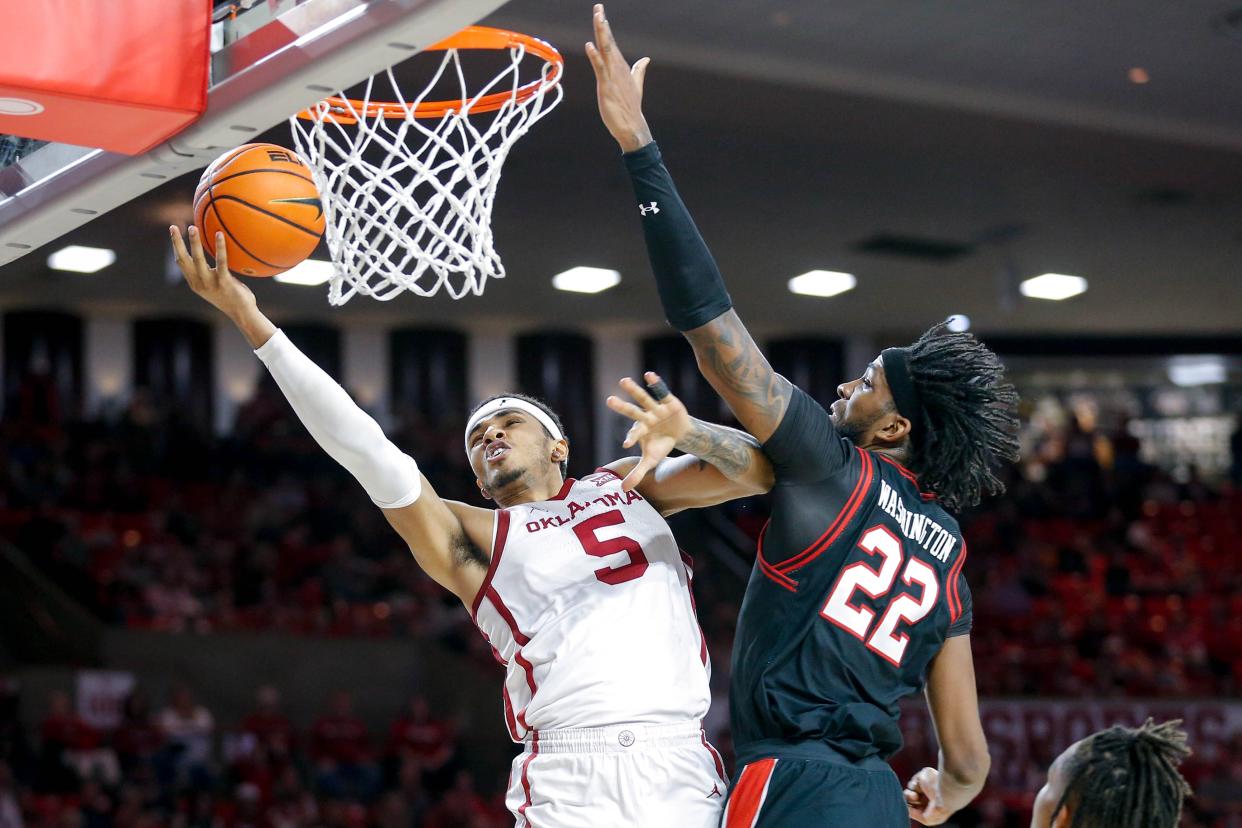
[820,525,940,667]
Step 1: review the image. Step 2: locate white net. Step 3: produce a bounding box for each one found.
[289,38,562,305]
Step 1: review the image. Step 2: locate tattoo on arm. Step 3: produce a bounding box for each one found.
[677,418,762,479]
[685,310,793,440]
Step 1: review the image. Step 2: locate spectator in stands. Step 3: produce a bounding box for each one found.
[37,691,99,793]
[386,695,457,792]
[239,686,295,766]
[422,769,496,828]
[155,685,214,791]
[0,760,22,828]
[0,681,31,788]
[310,691,379,803]
[113,692,161,780]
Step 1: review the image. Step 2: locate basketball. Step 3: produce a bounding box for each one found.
[192,143,325,278]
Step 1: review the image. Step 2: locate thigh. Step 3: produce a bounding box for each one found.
[724,758,907,828]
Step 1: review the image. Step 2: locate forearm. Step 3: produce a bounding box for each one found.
[937,748,990,812]
[255,331,422,508]
[675,418,772,491]
[623,142,733,332]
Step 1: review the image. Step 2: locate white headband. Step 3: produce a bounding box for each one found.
[465,398,564,448]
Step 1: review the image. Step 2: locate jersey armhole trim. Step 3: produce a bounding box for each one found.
[946,539,968,622]
[470,509,512,621]
[770,447,875,576]
[756,520,798,592]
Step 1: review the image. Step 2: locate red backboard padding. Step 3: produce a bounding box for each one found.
[0,0,210,155]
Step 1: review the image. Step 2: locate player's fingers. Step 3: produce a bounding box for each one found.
[585,41,603,74]
[169,227,196,283]
[214,231,230,278]
[619,376,659,411]
[622,454,657,492]
[595,4,628,66]
[643,371,671,402]
[592,5,611,54]
[621,421,647,450]
[631,56,651,96]
[171,230,204,294]
[606,394,649,424]
[187,225,213,284]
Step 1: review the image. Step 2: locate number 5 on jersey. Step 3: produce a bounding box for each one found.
[573,510,650,585]
[821,525,940,667]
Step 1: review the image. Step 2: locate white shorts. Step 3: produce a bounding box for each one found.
[505,720,729,828]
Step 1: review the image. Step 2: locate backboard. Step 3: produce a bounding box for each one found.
[0,0,510,267]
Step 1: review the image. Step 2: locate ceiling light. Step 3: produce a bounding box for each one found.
[1019,273,1088,301]
[1128,67,1150,84]
[1168,356,1227,387]
[47,245,115,273]
[551,266,621,294]
[273,259,334,286]
[947,314,971,332]
[787,270,856,298]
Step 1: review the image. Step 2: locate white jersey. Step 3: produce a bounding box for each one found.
[471,469,711,740]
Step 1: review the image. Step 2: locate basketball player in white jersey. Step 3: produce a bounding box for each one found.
[170,225,775,826]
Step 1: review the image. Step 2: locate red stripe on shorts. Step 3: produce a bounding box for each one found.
[723,757,777,828]
[517,732,540,826]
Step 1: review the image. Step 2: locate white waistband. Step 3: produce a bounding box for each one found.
[524,720,705,754]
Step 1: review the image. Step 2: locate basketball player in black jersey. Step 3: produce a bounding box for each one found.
[588,6,1021,825]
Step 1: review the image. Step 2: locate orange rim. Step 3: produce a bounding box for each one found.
[296,26,562,124]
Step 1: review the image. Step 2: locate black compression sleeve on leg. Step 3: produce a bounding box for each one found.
[623,142,733,331]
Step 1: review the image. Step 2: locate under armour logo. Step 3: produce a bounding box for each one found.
[707,784,723,798]
[638,201,660,215]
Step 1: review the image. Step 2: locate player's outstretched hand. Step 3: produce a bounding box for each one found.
[606,372,690,492]
[170,225,257,321]
[585,3,653,153]
[905,767,952,825]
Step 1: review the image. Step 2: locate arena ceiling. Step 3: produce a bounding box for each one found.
[0,0,1239,339]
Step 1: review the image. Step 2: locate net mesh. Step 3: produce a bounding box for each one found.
[289,41,562,305]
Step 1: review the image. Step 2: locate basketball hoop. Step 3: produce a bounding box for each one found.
[289,27,563,305]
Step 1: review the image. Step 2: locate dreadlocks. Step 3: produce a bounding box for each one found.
[1056,719,1192,828]
[903,321,1020,512]
[468,392,569,478]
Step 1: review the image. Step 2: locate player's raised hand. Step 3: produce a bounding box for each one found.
[606,372,691,491]
[170,225,257,320]
[905,767,952,825]
[585,4,652,153]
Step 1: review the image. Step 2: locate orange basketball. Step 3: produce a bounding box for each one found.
[192,143,326,278]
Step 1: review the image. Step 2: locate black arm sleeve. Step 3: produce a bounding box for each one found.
[760,385,853,484]
[622,142,733,331]
[946,576,973,638]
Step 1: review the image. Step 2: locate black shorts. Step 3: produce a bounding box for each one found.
[722,753,907,828]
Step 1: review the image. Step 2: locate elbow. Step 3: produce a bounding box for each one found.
[944,748,991,790]
[742,469,774,496]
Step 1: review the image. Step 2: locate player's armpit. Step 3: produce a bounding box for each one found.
[923,635,991,815]
[380,480,495,606]
[683,310,794,444]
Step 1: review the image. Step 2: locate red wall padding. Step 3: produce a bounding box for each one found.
[0,0,211,154]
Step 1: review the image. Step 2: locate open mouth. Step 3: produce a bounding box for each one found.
[485,441,511,464]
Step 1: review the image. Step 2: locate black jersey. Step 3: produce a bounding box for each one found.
[731,387,973,763]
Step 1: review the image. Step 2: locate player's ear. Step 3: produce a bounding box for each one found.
[476,478,493,502]
[1050,806,1071,828]
[550,438,568,463]
[875,412,911,447]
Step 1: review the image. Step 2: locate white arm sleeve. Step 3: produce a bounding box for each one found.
[254,330,422,509]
